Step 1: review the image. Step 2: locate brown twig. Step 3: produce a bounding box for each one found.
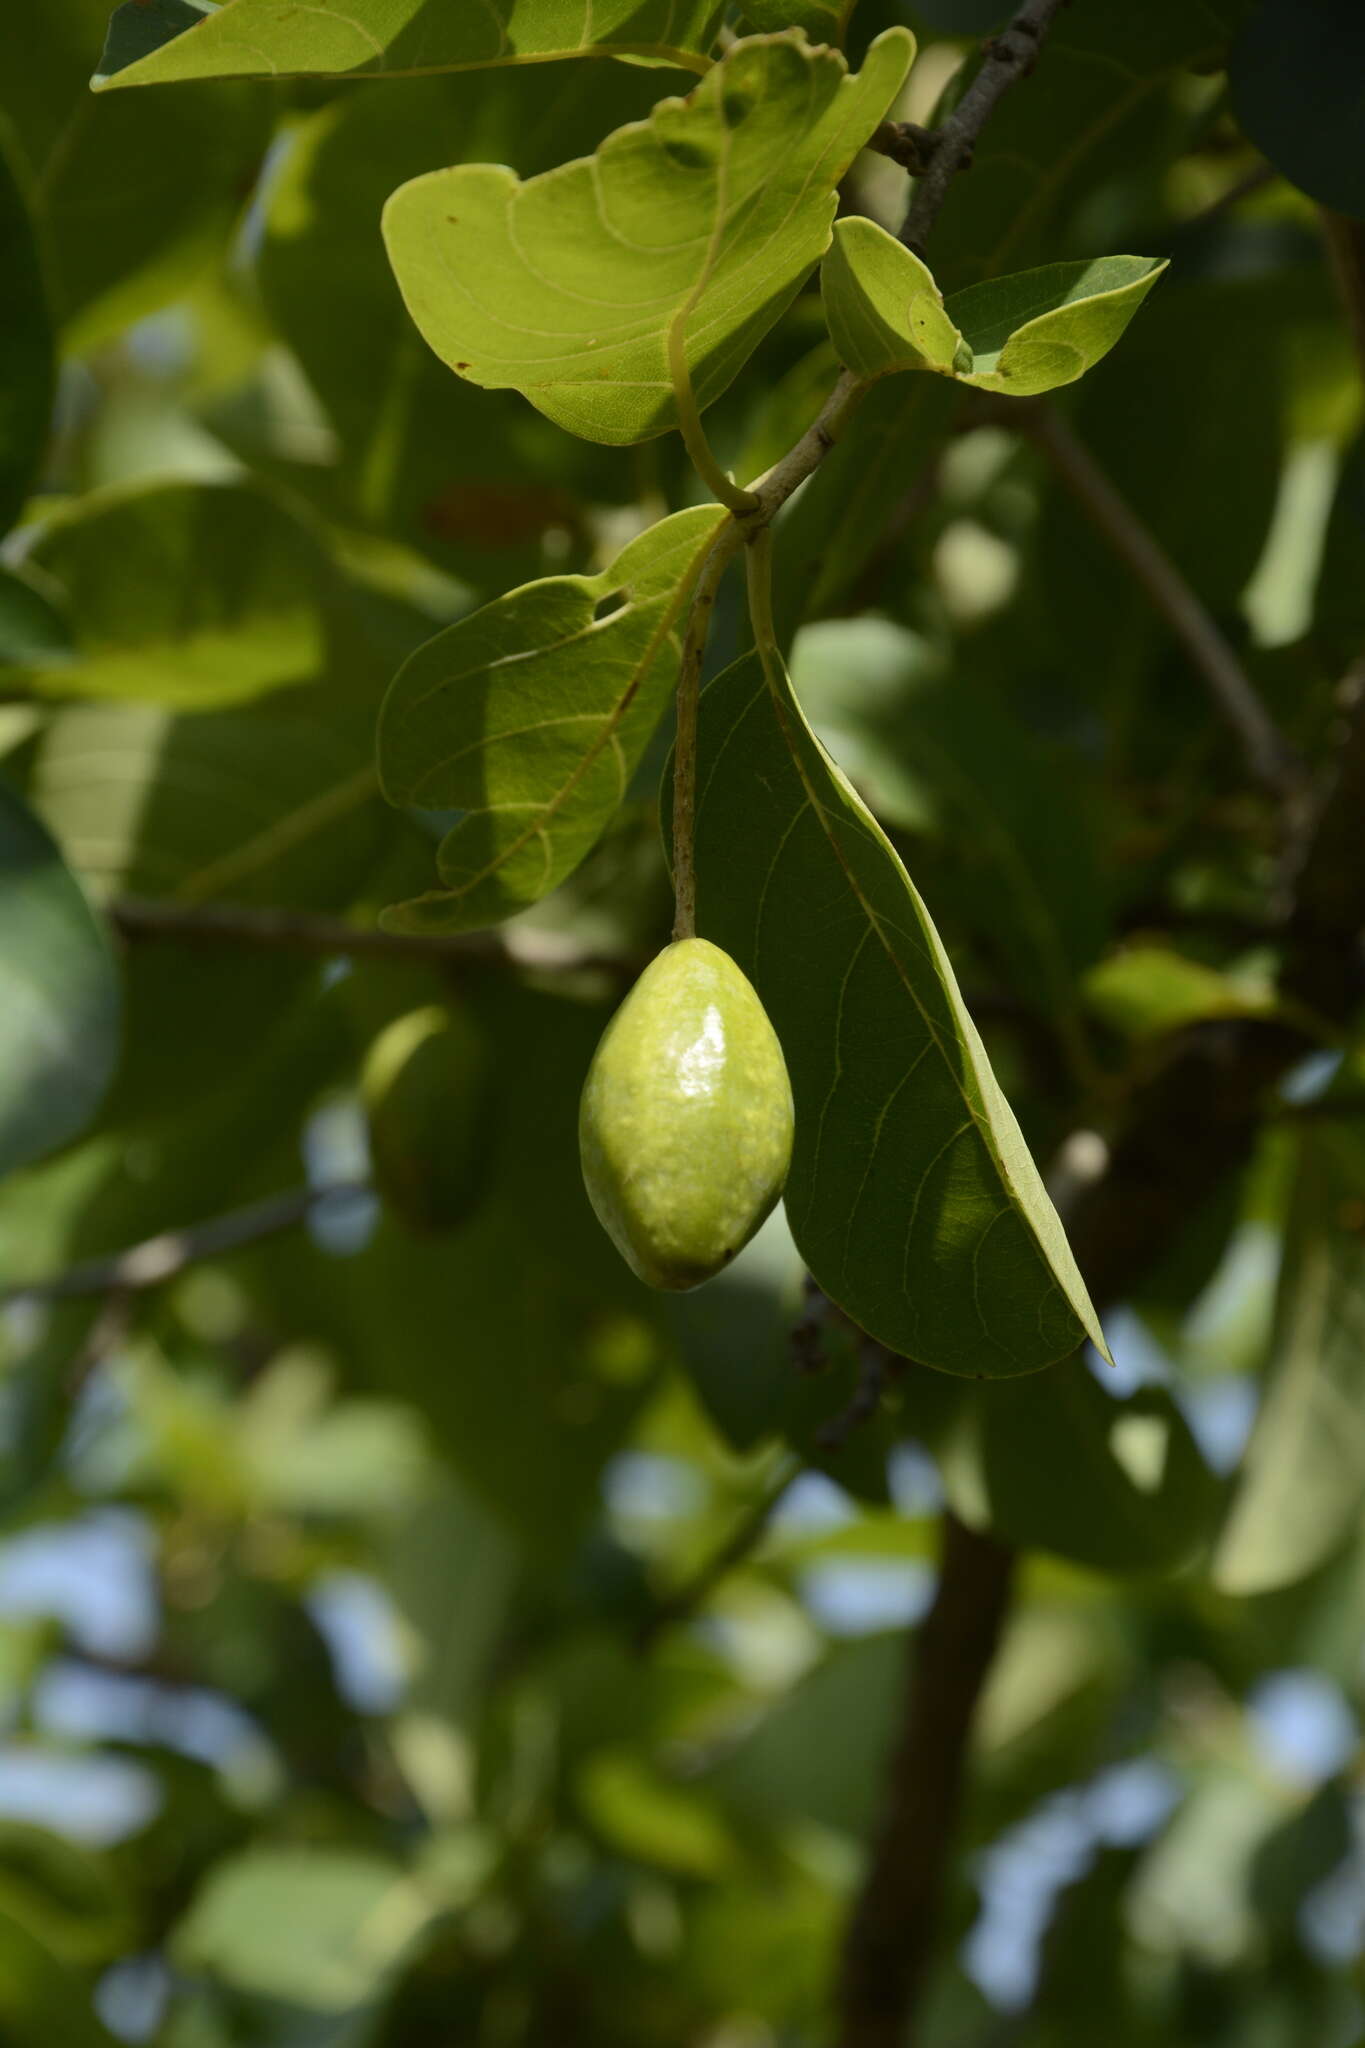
[5,1182,372,1307]
[1320,210,1365,381]
[867,120,939,176]
[1005,400,1305,803]
[109,897,643,979]
[899,0,1070,256]
[836,1514,1017,2048]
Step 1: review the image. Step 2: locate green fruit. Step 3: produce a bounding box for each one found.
[362,1002,492,1232]
[579,938,794,1291]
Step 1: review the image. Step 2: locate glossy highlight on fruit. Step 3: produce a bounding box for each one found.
[579,938,794,1291]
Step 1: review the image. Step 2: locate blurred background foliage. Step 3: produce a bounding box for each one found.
[0,1,1362,2043]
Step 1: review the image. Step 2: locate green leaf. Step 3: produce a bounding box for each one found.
[95,0,727,87]
[37,81,270,346]
[1036,274,1290,697]
[0,778,120,1181]
[770,373,957,636]
[174,1849,430,2009]
[789,617,1109,1042]
[255,69,662,584]
[925,0,1238,289]
[0,1913,118,2048]
[664,1203,804,1449]
[1230,0,1365,218]
[824,221,1167,397]
[688,651,1108,1376]
[947,256,1168,396]
[738,0,851,33]
[0,1825,131,1966]
[381,29,913,447]
[1084,944,1275,1040]
[0,139,52,540]
[822,218,966,378]
[931,1365,1223,1573]
[0,3,269,348]
[13,481,334,708]
[29,637,394,910]
[709,1635,903,1834]
[1214,1126,1365,1595]
[243,980,663,1548]
[0,571,67,665]
[378,505,725,934]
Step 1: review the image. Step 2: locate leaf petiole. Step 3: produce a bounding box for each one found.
[671,524,742,940]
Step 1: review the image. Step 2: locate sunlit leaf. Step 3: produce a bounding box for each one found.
[381,30,913,446]
[1215,1125,1365,1594]
[95,0,727,85]
[822,219,966,378]
[824,221,1166,396]
[378,505,725,933]
[1084,945,1275,1039]
[29,661,392,910]
[948,256,1167,396]
[687,650,1108,1375]
[14,481,334,709]
[0,779,120,1180]
[175,1848,430,2009]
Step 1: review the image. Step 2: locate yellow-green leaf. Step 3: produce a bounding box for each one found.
[823,218,1166,398]
[94,0,726,88]
[379,505,726,933]
[381,29,913,447]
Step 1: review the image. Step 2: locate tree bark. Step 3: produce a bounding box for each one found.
[835,1514,1016,2048]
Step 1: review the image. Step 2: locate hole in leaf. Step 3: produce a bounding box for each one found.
[722,90,754,128]
[593,590,628,623]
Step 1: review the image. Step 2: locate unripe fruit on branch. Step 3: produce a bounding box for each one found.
[579,938,794,1291]
[362,1003,492,1232]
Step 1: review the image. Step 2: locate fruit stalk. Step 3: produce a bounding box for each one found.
[670,525,740,941]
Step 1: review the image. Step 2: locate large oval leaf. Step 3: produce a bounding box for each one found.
[687,651,1108,1376]
[381,29,913,446]
[378,505,726,934]
[0,778,120,1181]
[12,480,334,708]
[95,0,727,87]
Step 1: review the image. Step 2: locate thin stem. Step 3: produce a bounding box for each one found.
[109,898,642,979]
[5,1182,372,1307]
[1320,210,1365,383]
[671,528,741,939]
[1013,400,1304,800]
[743,519,780,664]
[668,316,758,514]
[747,367,869,521]
[900,0,1069,254]
[635,1454,799,1651]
